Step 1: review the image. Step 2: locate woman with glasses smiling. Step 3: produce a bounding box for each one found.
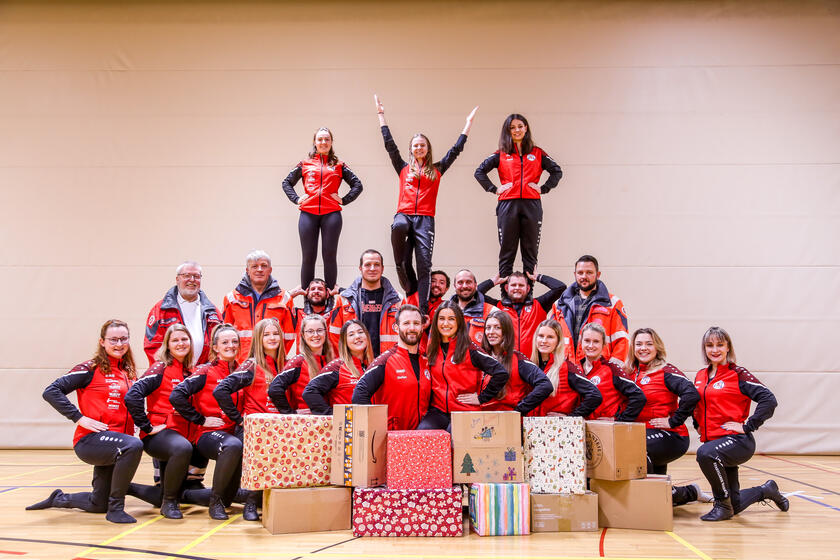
[28,320,143,524]
[269,315,334,414]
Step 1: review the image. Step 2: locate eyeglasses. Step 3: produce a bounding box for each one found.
[178,273,202,281]
[303,328,326,336]
[105,337,130,344]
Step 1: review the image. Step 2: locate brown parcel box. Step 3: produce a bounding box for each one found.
[531,492,599,532]
[262,486,352,534]
[453,446,524,483]
[585,420,646,481]
[330,404,388,487]
[451,410,521,447]
[590,475,673,531]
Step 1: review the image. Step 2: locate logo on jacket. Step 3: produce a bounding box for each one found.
[527,154,536,161]
[639,376,651,385]
[148,315,156,327]
[590,375,601,386]
[424,369,431,380]
[474,332,484,343]
[713,381,725,390]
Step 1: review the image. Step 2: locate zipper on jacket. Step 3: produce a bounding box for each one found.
[441,345,451,413]
[414,173,420,215]
[318,155,324,215]
[519,150,524,198]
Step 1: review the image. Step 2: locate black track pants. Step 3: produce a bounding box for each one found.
[391,213,435,315]
[696,433,762,512]
[195,431,243,505]
[299,210,343,288]
[142,429,193,501]
[645,428,690,475]
[497,199,542,277]
[65,431,143,512]
[417,406,451,431]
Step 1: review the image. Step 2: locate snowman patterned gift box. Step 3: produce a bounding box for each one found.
[522,416,586,494]
[352,487,463,536]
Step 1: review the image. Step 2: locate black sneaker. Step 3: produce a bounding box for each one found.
[760,480,790,512]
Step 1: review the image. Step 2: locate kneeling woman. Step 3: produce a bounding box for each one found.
[692,326,788,521]
[303,320,373,415]
[529,319,602,417]
[28,319,142,523]
[269,314,334,413]
[419,302,508,429]
[480,310,552,415]
[627,328,699,478]
[170,324,243,519]
[214,317,285,521]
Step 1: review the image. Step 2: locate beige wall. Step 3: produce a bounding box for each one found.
[2,1,838,450]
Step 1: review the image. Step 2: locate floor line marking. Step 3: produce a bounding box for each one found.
[33,469,91,486]
[0,488,19,495]
[666,531,714,560]
[0,551,26,556]
[74,515,164,558]
[598,528,607,557]
[741,464,840,496]
[165,514,241,560]
[0,537,212,560]
[216,553,703,560]
[759,454,840,475]
[0,466,59,482]
[794,494,840,512]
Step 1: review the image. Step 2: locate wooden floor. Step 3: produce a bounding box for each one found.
[1,451,836,560]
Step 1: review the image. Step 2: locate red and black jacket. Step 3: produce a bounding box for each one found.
[352,346,432,430]
[213,356,279,425]
[143,287,222,366]
[302,357,369,415]
[169,359,240,444]
[124,360,192,438]
[481,351,552,416]
[381,125,466,217]
[282,155,363,216]
[268,353,330,413]
[693,362,776,442]
[631,363,699,436]
[529,356,603,417]
[582,357,646,421]
[429,342,509,414]
[474,146,562,201]
[42,358,134,446]
[449,293,496,346]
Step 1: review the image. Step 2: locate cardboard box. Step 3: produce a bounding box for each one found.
[330,404,388,487]
[590,475,673,531]
[453,446,524,483]
[262,486,351,534]
[386,430,452,489]
[469,483,530,536]
[352,487,463,536]
[585,421,646,481]
[530,492,599,532]
[451,411,521,447]
[522,416,586,494]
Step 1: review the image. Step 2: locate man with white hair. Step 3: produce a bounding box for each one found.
[144,261,221,366]
[222,250,294,361]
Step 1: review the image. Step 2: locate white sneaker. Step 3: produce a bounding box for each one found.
[691,482,714,503]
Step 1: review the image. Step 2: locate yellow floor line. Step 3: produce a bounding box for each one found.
[162,514,242,560]
[667,531,714,560]
[75,515,164,558]
[801,459,840,473]
[215,553,698,560]
[0,465,60,481]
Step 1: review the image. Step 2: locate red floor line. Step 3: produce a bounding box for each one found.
[760,454,840,475]
[0,552,26,556]
[598,527,607,557]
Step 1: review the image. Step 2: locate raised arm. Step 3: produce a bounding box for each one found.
[375,94,407,174]
[436,106,477,175]
[530,272,567,312]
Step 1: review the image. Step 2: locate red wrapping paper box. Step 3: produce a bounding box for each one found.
[352,487,463,536]
[386,430,452,489]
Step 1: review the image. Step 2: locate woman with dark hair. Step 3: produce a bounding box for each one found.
[214,317,285,521]
[375,94,477,319]
[170,323,244,520]
[282,127,364,289]
[269,314,334,413]
[474,114,563,278]
[528,319,602,417]
[478,310,552,415]
[691,326,788,521]
[27,320,143,524]
[303,320,374,415]
[124,324,196,519]
[418,301,508,430]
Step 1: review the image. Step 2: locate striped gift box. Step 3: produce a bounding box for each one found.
[468,483,530,536]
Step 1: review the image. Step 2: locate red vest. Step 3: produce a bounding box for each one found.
[498,301,547,359]
[142,360,191,439]
[73,359,134,446]
[584,357,628,420]
[530,357,581,416]
[496,146,546,200]
[429,343,485,413]
[188,359,239,443]
[396,165,442,216]
[693,363,754,442]
[481,352,527,411]
[632,363,687,436]
[367,346,432,430]
[299,155,346,215]
[282,354,330,412]
[322,357,366,408]
[240,357,279,417]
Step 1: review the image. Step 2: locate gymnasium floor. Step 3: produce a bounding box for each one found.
[1,451,834,560]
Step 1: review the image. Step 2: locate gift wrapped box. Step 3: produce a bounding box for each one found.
[352,487,463,536]
[241,413,332,490]
[469,483,530,536]
[330,404,388,487]
[386,430,452,489]
[522,416,586,494]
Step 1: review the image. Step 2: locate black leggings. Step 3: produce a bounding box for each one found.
[391,213,434,315]
[645,428,689,475]
[299,210,342,288]
[142,429,193,501]
[497,199,542,277]
[696,433,762,513]
[417,406,451,431]
[66,431,143,512]
[195,431,243,505]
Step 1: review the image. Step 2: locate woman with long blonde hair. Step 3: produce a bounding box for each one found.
[269,314,334,414]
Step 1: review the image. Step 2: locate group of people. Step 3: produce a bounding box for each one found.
[28,247,789,526]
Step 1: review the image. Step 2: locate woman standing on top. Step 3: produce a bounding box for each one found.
[474,114,562,278]
[282,127,364,290]
[375,94,478,320]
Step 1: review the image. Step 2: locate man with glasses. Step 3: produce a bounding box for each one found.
[144,261,222,366]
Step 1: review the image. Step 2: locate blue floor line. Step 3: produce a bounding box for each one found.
[795,494,840,512]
